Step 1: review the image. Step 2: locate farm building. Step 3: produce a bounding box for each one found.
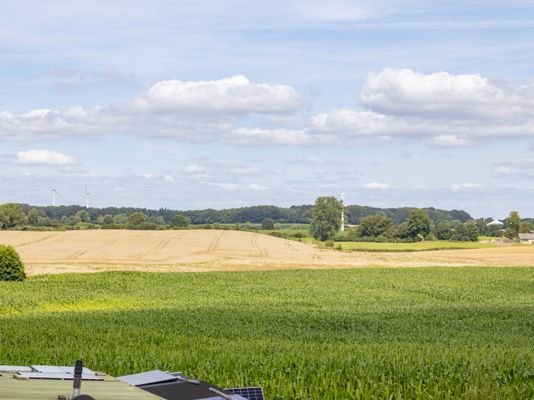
[519,233,534,244]
[0,363,264,400]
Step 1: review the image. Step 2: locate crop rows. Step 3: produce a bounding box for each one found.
[0,268,533,399]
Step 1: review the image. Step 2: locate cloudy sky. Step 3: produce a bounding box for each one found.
[2,0,534,218]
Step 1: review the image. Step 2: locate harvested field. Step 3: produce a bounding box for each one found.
[0,229,533,275]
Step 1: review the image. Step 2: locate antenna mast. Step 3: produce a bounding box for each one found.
[85,185,91,208]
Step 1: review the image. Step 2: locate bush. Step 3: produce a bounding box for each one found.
[324,240,335,247]
[0,245,26,281]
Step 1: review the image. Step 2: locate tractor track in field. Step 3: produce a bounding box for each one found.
[251,234,269,257]
[14,234,55,248]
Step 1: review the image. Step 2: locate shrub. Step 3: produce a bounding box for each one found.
[0,245,26,281]
[324,240,335,247]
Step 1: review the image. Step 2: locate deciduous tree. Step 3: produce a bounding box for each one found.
[311,196,342,241]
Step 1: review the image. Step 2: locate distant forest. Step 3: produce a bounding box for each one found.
[17,203,472,225]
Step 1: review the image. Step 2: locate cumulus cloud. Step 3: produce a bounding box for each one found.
[16,150,76,165]
[133,75,301,114]
[4,69,534,147]
[360,68,534,120]
[0,76,301,141]
[233,68,534,147]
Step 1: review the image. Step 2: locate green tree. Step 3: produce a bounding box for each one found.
[406,209,431,240]
[504,211,521,239]
[465,221,480,242]
[261,218,275,230]
[27,208,42,225]
[310,196,343,241]
[102,215,114,225]
[171,214,190,228]
[357,214,392,238]
[0,245,26,281]
[433,221,453,240]
[113,213,128,225]
[75,210,91,223]
[128,212,148,227]
[0,203,26,228]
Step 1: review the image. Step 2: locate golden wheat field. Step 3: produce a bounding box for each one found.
[0,229,533,275]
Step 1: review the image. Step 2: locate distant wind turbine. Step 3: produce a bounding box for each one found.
[85,185,91,208]
[51,189,58,207]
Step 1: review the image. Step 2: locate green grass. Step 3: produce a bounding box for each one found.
[0,268,533,399]
[331,241,497,252]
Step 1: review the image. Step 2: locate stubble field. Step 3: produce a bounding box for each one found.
[1,229,534,275]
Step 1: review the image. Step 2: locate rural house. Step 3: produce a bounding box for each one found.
[519,233,534,244]
[0,363,264,400]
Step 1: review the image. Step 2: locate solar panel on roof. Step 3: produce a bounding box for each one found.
[118,370,178,386]
[61,366,96,375]
[17,372,104,381]
[31,365,65,374]
[225,387,265,400]
[196,395,248,400]
[0,366,33,373]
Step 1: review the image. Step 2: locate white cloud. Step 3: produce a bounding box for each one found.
[163,175,175,183]
[184,164,207,174]
[0,76,301,141]
[360,68,534,120]
[450,183,482,192]
[4,69,534,148]
[16,150,75,166]
[133,75,301,114]
[431,134,473,147]
[249,183,268,191]
[493,158,534,178]
[364,182,391,190]
[229,127,312,145]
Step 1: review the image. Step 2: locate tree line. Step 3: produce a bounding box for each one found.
[310,197,533,242]
[0,202,471,228]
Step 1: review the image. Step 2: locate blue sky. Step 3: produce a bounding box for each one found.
[2,0,534,218]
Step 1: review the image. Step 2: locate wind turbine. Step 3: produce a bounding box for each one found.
[51,189,58,207]
[339,192,345,232]
[85,185,91,208]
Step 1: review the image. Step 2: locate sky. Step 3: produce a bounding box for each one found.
[2,1,534,218]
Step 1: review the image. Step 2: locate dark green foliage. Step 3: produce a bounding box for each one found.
[261,218,275,230]
[505,211,521,239]
[311,197,342,241]
[407,209,432,240]
[171,214,191,228]
[0,269,532,399]
[15,202,472,227]
[0,245,25,281]
[127,212,148,227]
[433,221,453,240]
[356,214,393,238]
[452,221,479,241]
[0,203,26,228]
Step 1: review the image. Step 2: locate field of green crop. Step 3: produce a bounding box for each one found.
[334,241,498,252]
[1,268,533,399]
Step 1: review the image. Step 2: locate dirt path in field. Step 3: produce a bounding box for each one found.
[0,230,533,275]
